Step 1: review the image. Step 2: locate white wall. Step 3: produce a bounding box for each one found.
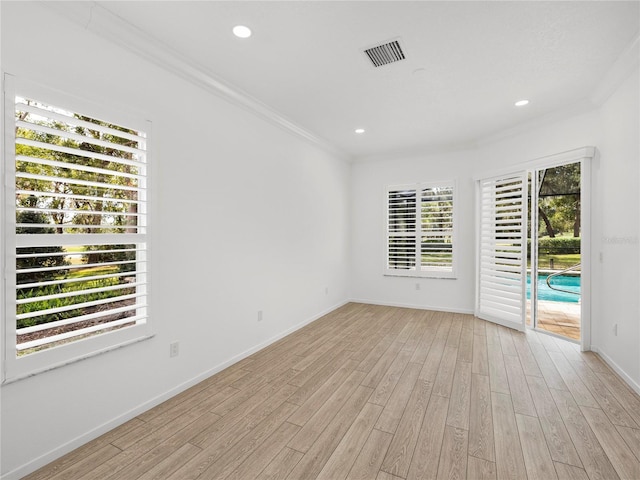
[350,149,477,312]
[350,73,639,390]
[0,3,350,478]
[593,68,640,388]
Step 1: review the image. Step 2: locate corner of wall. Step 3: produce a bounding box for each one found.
[590,345,640,396]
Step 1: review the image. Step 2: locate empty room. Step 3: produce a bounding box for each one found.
[1,1,639,479]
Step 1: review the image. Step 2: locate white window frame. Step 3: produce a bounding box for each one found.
[384,181,457,279]
[2,74,153,383]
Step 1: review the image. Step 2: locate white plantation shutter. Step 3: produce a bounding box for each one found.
[387,186,417,271]
[4,76,151,380]
[420,186,454,272]
[386,182,455,278]
[477,172,527,330]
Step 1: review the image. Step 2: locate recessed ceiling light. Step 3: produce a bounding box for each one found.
[355,128,365,134]
[233,25,252,38]
[515,99,529,107]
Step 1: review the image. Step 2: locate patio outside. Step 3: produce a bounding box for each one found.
[527,299,580,340]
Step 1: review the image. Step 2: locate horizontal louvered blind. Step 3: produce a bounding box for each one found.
[420,186,453,272]
[477,173,526,328]
[12,95,148,354]
[386,182,455,277]
[387,187,417,271]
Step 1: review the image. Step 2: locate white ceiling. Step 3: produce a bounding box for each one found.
[94,1,639,160]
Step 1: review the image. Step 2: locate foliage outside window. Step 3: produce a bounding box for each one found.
[529,163,581,271]
[4,77,151,380]
[385,182,455,278]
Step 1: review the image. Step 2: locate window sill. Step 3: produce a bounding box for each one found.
[2,332,155,385]
[384,272,457,280]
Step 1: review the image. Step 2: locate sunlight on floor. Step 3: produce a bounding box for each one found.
[527,300,580,340]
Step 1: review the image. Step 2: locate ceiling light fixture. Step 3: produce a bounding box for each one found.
[233,25,252,38]
[355,128,365,134]
[515,99,529,107]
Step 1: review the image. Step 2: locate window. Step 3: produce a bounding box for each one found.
[3,76,152,381]
[385,182,455,278]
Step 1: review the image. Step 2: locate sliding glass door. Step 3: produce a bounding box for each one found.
[476,147,592,348]
[529,161,583,342]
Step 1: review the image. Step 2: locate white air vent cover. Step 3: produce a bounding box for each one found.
[363,39,406,67]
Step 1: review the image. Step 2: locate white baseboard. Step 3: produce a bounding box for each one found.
[1,299,349,480]
[350,297,474,315]
[590,346,640,396]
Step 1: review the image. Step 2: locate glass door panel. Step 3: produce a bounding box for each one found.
[530,161,582,341]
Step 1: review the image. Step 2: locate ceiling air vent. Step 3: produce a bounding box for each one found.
[363,39,406,68]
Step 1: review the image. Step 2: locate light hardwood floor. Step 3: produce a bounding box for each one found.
[24,303,640,480]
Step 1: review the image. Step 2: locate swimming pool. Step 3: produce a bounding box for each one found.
[527,274,581,303]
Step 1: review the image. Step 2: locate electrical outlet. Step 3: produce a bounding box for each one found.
[325,287,329,295]
[258,310,263,322]
[613,323,618,336]
[415,283,420,291]
[170,341,179,357]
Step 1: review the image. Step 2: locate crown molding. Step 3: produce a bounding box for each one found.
[42,1,351,162]
[590,33,640,106]
[352,140,477,164]
[355,97,597,164]
[476,97,597,148]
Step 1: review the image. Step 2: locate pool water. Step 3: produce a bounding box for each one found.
[527,274,581,303]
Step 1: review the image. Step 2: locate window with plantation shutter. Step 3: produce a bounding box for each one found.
[3,76,152,381]
[387,187,417,271]
[476,172,527,331]
[386,182,455,278]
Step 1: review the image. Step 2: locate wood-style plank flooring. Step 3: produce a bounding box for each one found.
[24,303,640,480]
